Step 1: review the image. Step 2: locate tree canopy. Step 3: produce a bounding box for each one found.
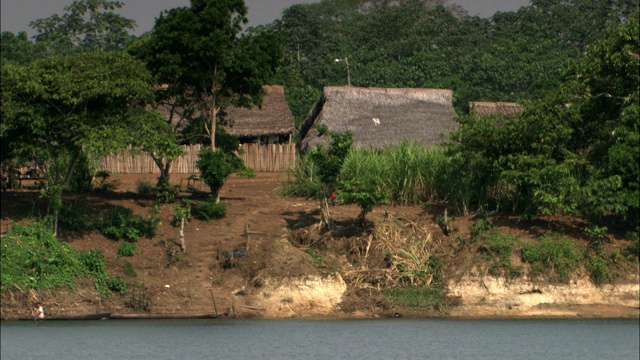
[30,0,136,53]
[131,0,282,148]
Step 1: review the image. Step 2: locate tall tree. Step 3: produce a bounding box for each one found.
[0,31,46,65]
[1,51,172,233]
[30,0,136,53]
[134,0,281,149]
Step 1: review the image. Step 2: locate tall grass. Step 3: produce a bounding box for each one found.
[280,140,484,212]
[342,141,453,206]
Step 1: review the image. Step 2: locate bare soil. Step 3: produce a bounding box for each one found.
[1,173,638,320]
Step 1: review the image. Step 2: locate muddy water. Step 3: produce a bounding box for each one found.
[2,318,638,360]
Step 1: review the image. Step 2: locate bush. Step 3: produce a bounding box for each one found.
[0,221,99,293]
[135,180,155,196]
[483,231,520,278]
[278,155,322,198]
[154,181,178,203]
[123,260,137,278]
[117,242,137,257]
[98,206,158,242]
[587,253,612,285]
[79,250,110,294]
[521,235,581,282]
[108,276,127,294]
[58,200,94,231]
[195,201,227,220]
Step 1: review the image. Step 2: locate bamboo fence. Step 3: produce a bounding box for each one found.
[99,144,296,174]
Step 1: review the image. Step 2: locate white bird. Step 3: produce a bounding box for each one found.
[372,117,380,125]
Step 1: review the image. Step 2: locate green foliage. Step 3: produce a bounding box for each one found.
[383,286,442,309]
[521,235,582,282]
[622,230,639,259]
[1,31,46,65]
[0,221,110,293]
[30,0,136,54]
[108,276,127,294]
[123,260,137,278]
[135,180,155,196]
[98,206,158,242]
[133,0,281,148]
[196,147,245,200]
[58,200,94,232]
[173,200,192,225]
[195,201,227,221]
[308,126,353,188]
[337,179,388,223]
[154,181,178,204]
[117,242,137,257]
[482,231,520,278]
[78,250,109,294]
[278,155,322,198]
[470,218,494,242]
[587,253,612,285]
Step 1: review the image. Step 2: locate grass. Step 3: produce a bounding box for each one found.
[521,235,581,282]
[383,286,442,309]
[482,231,521,279]
[1,221,112,295]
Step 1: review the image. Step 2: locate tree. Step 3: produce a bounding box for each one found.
[308,126,353,229]
[337,178,389,225]
[1,51,167,233]
[133,0,282,149]
[30,0,136,53]
[0,32,46,65]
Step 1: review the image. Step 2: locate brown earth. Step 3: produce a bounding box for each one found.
[1,173,638,320]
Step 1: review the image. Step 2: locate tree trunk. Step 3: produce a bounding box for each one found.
[179,217,186,252]
[320,187,331,230]
[210,65,218,150]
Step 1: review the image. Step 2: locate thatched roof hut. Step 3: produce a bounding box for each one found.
[468,102,523,118]
[224,85,294,142]
[298,86,458,150]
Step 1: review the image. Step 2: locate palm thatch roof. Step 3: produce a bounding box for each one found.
[469,101,523,118]
[298,86,458,150]
[223,85,294,138]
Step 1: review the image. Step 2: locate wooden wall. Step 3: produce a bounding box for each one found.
[99,144,296,174]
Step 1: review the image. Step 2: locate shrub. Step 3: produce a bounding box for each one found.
[195,201,227,220]
[521,235,581,282]
[123,260,137,278]
[154,181,178,203]
[0,221,98,293]
[587,253,612,285]
[117,242,137,257]
[108,276,127,294]
[135,180,155,196]
[278,155,322,198]
[483,231,520,278]
[58,200,94,231]
[98,206,158,242]
[79,250,110,294]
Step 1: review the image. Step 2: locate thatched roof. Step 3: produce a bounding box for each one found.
[224,85,294,138]
[298,86,458,150]
[469,101,523,118]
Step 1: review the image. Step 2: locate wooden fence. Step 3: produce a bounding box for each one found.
[99,144,296,174]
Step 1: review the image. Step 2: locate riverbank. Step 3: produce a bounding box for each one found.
[1,173,638,320]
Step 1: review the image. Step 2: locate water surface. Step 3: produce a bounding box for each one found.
[2,318,638,360]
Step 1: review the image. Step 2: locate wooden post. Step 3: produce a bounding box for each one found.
[209,289,218,316]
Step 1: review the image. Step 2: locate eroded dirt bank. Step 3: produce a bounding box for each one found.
[1,173,638,320]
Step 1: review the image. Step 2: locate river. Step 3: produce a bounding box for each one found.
[1,318,638,360]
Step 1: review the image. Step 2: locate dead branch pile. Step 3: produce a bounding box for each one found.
[343,217,449,289]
